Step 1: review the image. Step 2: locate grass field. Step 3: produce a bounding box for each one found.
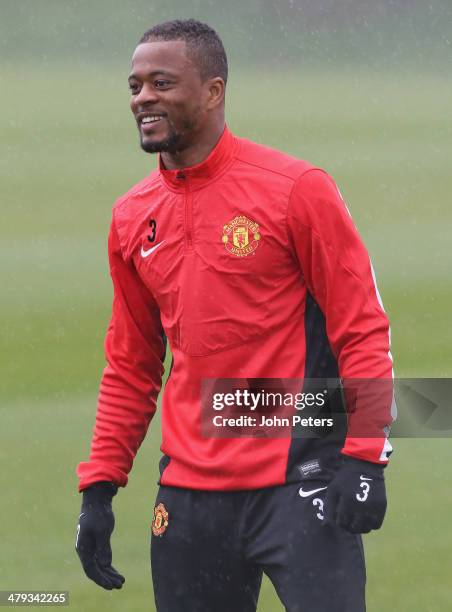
[1,65,451,610]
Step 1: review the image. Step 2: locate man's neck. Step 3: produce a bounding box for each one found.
[160,122,225,170]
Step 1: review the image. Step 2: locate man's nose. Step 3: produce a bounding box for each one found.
[134,84,159,106]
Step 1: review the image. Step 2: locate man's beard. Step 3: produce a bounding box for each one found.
[140,129,182,154]
[139,115,199,155]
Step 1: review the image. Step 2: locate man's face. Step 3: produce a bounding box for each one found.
[128,40,207,154]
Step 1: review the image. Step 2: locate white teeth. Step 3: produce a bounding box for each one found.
[141,115,162,124]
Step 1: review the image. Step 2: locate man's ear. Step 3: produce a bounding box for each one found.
[206,77,225,110]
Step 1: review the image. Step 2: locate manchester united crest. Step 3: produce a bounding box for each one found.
[152,503,169,536]
[222,215,261,257]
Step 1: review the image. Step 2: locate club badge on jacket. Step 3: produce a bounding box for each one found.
[222,215,261,257]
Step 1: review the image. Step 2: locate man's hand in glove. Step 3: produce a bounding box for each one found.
[324,456,387,534]
[75,481,125,590]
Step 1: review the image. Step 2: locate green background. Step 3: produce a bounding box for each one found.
[1,2,451,610]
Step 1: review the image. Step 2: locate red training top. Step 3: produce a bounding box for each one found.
[77,126,394,492]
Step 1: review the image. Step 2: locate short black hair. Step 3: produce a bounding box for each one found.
[139,19,228,85]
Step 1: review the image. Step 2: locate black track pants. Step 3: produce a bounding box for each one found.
[151,481,366,612]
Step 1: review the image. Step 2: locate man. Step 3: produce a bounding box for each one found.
[76,19,394,612]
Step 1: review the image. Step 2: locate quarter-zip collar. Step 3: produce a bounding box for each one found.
[158,125,238,191]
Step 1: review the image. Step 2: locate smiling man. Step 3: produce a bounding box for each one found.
[130,26,226,165]
[75,19,394,612]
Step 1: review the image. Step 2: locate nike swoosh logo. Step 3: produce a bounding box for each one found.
[360,475,373,481]
[141,240,165,258]
[298,486,327,498]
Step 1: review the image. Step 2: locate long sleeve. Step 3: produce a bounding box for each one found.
[77,215,165,491]
[287,169,394,464]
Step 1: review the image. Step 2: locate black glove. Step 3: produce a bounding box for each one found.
[323,456,387,534]
[75,481,125,590]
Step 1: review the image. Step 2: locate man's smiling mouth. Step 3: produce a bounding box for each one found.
[142,115,164,125]
[138,112,167,127]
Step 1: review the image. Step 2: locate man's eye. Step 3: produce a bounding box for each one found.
[155,80,170,88]
[128,83,140,94]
